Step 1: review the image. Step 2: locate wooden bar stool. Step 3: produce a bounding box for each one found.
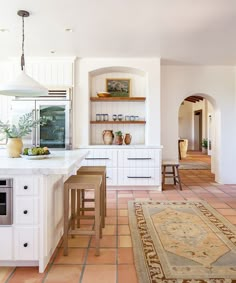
[162,160,182,190]
[76,166,106,228]
[63,175,102,256]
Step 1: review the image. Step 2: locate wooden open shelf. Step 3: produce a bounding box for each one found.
[90,121,146,124]
[90,97,146,102]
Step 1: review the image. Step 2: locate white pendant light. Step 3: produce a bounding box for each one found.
[0,10,48,97]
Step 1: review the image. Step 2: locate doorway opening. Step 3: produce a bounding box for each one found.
[178,95,214,170]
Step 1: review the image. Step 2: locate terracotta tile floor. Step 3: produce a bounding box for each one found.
[1,153,236,283]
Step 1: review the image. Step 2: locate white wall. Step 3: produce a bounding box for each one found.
[75,58,160,147]
[161,65,236,184]
[178,101,193,149]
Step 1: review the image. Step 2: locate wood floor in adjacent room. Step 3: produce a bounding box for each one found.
[1,153,236,283]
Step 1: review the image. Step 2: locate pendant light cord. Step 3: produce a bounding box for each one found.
[21,14,25,71]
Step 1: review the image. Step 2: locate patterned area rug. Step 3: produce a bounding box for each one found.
[179,161,210,170]
[128,201,236,282]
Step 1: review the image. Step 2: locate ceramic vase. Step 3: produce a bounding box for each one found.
[124,133,132,145]
[102,130,114,145]
[6,138,23,158]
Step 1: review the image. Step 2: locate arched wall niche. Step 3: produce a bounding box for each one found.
[89,66,146,77]
[89,66,147,98]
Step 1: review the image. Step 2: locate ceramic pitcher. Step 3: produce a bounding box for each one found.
[102,130,114,145]
[124,133,132,145]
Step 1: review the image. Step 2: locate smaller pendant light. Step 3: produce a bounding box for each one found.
[0,10,48,97]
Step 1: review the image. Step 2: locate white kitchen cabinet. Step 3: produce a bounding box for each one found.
[80,147,161,187]
[118,168,160,186]
[0,227,13,260]
[14,227,39,260]
[81,149,118,185]
[15,198,39,225]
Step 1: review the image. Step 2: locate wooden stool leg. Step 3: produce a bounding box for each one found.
[95,185,100,256]
[77,189,81,228]
[162,165,166,188]
[71,190,76,236]
[172,166,177,185]
[176,165,182,190]
[104,173,107,217]
[63,185,69,256]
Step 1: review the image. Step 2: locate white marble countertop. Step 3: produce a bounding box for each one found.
[0,149,88,175]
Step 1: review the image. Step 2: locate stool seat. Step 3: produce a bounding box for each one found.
[63,175,102,256]
[162,160,182,190]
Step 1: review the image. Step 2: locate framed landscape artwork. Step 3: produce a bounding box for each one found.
[106,78,130,97]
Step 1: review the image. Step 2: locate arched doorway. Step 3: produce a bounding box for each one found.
[178,94,215,171]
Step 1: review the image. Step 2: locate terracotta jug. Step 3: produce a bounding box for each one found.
[124,133,132,145]
[102,130,114,145]
[115,134,123,145]
[6,138,23,158]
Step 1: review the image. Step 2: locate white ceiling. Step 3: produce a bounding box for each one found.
[1,0,236,65]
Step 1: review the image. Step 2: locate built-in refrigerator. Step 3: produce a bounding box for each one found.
[10,89,72,149]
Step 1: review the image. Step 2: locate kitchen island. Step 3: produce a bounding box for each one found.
[0,149,88,273]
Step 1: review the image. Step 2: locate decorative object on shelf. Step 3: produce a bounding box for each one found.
[124,133,132,145]
[96,114,101,121]
[202,138,208,154]
[118,114,123,121]
[0,112,44,157]
[0,10,48,97]
[106,78,130,97]
[130,115,135,121]
[102,130,114,145]
[125,115,130,121]
[97,92,111,97]
[112,114,117,121]
[115,131,123,145]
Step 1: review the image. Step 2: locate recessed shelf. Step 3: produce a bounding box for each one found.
[90,97,146,102]
[90,121,146,124]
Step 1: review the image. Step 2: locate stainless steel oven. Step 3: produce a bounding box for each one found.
[0,179,13,225]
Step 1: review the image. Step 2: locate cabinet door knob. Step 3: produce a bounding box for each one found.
[23,210,28,214]
[24,185,28,190]
[23,243,28,247]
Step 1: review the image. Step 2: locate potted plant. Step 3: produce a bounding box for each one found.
[202,138,208,154]
[115,131,123,145]
[0,112,43,158]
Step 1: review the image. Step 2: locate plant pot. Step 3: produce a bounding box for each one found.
[115,135,123,145]
[6,138,23,158]
[202,147,207,154]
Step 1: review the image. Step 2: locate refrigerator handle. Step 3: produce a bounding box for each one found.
[32,110,36,146]
[36,109,40,147]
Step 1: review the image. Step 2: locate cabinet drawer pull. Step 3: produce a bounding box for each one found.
[127,176,152,179]
[127,158,152,160]
[23,243,28,247]
[85,157,110,160]
[24,185,28,190]
[23,210,28,214]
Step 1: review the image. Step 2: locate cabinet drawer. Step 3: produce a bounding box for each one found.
[14,227,38,260]
[82,150,117,167]
[0,227,13,260]
[15,198,39,225]
[118,149,160,168]
[118,168,160,186]
[106,168,117,186]
[14,176,39,196]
